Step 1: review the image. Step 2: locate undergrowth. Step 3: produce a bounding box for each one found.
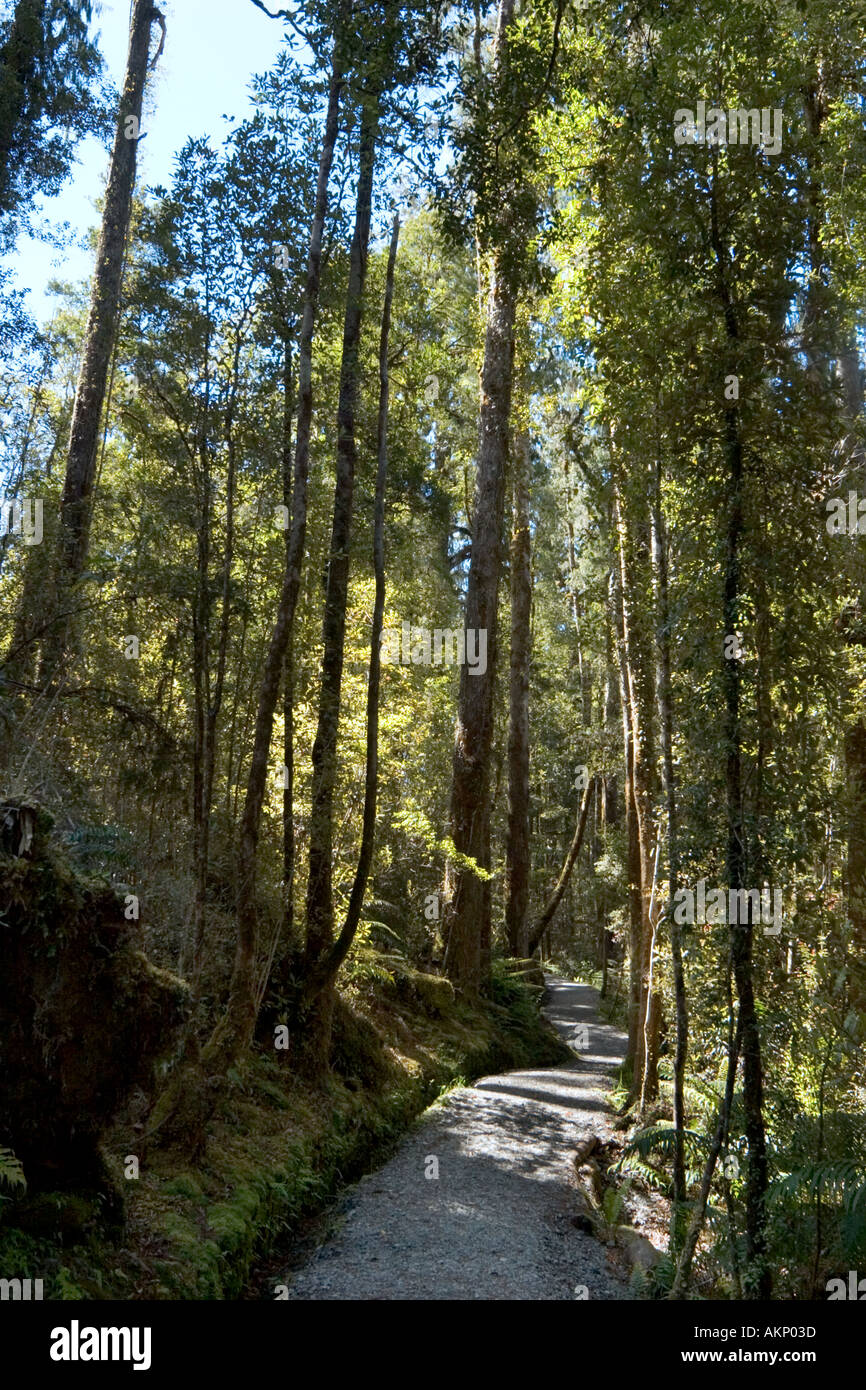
[0,955,568,1300]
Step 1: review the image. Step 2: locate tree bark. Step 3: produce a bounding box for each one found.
[710,154,770,1297]
[651,452,688,1212]
[281,339,295,946]
[443,251,515,991]
[303,213,399,1004]
[202,55,343,1069]
[612,467,658,1103]
[190,312,240,993]
[505,424,531,958]
[301,90,381,1063]
[528,776,596,955]
[835,331,866,1001]
[40,0,163,681]
[671,1006,743,1297]
[611,504,642,1077]
[442,0,517,994]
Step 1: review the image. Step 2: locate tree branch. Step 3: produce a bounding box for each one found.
[149,7,166,68]
[528,775,596,954]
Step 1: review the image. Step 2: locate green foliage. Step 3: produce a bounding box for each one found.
[621,1125,710,1165]
[585,1174,633,1242]
[62,823,133,875]
[632,1251,678,1301]
[0,1145,26,1194]
[770,1161,866,1261]
[0,0,108,245]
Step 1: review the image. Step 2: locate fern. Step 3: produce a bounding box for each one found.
[682,1074,743,1119]
[585,1175,633,1240]
[769,1159,866,1206]
[361,920,406,951]
[62,823,131,873]
[344,935,409,986]
[632,1251,677,1300]
[620,1124,710,1164]
[620,1153,669,1191]
[602,1178,629,1229]
[770,1160,866,1252]
[0,1146,26,1194]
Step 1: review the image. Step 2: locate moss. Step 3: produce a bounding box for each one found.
[0,828,187,1196]
[11,1191,101,1245]
[404,969,456,1016]
[160,1174,204,1200]
[329,996,391,1089]
[0,966,564,1300]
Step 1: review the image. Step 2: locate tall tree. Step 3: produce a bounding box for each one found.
[302,213,400,1007]
[651,448,688,1219]
[710,153,770,1297]
[301,83,384,1060]
[208,53,344,1066]
[505,414,532,958]
[299,0,444,1056]
[443,0,519,992]
[39,0,164,682]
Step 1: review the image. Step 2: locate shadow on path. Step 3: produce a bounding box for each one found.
[281,973,629,1301]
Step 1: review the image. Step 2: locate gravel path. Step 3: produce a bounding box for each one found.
[283,975,631,1300]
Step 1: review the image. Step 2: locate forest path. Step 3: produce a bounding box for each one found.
[281,975,631,1300]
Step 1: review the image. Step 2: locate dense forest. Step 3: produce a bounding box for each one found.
[1,0,865,1319]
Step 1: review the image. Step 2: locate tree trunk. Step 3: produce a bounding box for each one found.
[281,340,295,946]
[612,471,658,1102]
[528,777,595,955]
[190,312,239,995]
[710,155,770,1297]
[505,424,531,958]
[650,452,688,1213]
[199,55,343,1071]
[672,1007,743,1297]
[442,0,517,994]
[443,248,515,992]
[301,90,381,1064]
[612,512,642,1079]
[836,334,866,1000]
[302,214,399,1009]
[39,0,163,682]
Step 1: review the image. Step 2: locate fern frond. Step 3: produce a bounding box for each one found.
[621,1124,710,1163]
[683,1075,743,1117]
[620,1153,669,1191]
[769,1160,866,1206]
[0,1146,26,1193]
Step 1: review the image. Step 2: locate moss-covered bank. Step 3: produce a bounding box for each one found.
[0,961,569,1300]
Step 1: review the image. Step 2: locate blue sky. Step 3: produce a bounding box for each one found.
[8,0,291,324]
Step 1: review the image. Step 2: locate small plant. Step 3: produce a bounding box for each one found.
[588,1173,633,1241]
[0,1146,26,1195]
[631,1250,677,1300]
[431,1075,467,1106]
